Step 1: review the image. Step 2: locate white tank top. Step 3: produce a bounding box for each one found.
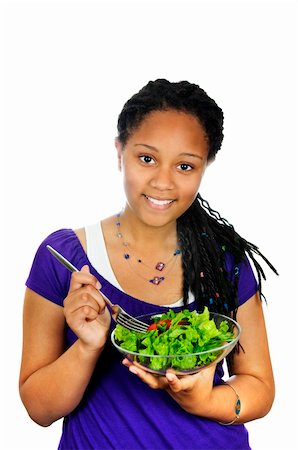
[85,222,194,307]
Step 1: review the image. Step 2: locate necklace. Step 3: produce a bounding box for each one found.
[115,213,181,285]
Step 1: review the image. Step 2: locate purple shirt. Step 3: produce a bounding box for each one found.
[26,229,258,450]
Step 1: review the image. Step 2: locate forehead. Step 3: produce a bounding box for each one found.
[128,109,208,150]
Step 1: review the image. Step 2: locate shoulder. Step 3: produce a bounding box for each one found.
[73,227,86,252]
[38,228,81,259]
[38,228,88,269]
[26,228,89,306]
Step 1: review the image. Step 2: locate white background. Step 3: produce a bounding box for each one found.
[0,0,297,449]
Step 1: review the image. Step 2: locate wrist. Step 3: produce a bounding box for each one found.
[76,338,106,360]
[201,382,242,423]
[218,383,241,425]
[169,382,214,416]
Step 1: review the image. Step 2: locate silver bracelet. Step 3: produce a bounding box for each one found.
[218,383,241,425]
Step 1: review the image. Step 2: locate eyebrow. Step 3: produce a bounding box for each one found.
[134,144,203,160]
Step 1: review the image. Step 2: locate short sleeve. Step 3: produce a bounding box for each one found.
[225,253,259,306]
[25,229,87,306]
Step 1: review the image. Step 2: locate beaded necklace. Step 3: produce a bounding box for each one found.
[115,213,181,285]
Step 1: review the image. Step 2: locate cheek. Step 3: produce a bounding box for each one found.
[182,174,204,199]
[122,167,141,195]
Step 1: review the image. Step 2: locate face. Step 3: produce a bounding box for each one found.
[116,109,210,228]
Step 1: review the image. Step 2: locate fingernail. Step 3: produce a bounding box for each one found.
[166,373,175,382]
[96,281,101,290]
[129,366,139,375]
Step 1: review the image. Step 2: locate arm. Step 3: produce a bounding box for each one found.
[19,267,111,426]
[123,293,275,423]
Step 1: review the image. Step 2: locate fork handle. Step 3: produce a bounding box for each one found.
[46,245,114,310]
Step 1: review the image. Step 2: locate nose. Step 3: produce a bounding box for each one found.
[149,166,174,191]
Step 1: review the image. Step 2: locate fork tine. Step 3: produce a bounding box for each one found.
[120,312,148,329]
[117,316,148,332]
[122,315,148,331]
[116,318,142,332]
[117,314,148,332]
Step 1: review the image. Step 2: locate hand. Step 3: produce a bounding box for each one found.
[63,265,111,352]
[122,358,216,414]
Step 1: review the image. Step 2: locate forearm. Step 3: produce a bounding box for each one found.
[20,339,103,426]
[169,374,275,424]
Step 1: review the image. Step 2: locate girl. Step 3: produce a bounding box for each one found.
[20,79,277,449]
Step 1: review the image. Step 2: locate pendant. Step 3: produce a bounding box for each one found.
[155,262,165,271]
[149,276,165,285]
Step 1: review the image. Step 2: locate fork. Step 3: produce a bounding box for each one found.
[46,245,148,333]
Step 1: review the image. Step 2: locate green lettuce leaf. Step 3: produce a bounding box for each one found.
[114,307,236,371]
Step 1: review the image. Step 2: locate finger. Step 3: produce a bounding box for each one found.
[73,305,100,325]
[82,304,100,321]
[66,305,102,333]
[122,360,168,389]
[69,265,101,292]
[166,362,217,393]
[65,285,104,313]
[165,372,183,393]
[64,295,101,314]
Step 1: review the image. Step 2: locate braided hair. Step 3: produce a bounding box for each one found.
[117,79,278,317]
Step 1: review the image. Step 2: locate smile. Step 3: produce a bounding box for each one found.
[144,195,174,206]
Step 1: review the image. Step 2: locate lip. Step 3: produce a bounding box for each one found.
[143,194,175,210]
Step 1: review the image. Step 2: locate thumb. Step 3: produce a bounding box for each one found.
[80,264,90,273]
[166,372,182,393]
[69,264,92,292]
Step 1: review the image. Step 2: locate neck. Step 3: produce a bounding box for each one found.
[119,207,178,250]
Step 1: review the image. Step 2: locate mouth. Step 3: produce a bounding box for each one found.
[144,195,175,207]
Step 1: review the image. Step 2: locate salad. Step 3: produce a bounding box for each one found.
[114,307,236,371]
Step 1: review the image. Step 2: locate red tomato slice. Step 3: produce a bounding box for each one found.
[147,319,172,332]
[147,323,158,332]
[158,319,172,328]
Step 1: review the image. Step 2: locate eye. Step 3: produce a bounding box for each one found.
[177,163,193,171]
[139,155,155,165]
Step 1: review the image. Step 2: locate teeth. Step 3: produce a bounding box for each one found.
[146,196,173,206]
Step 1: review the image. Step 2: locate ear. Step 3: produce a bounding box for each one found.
[115,138,123,171]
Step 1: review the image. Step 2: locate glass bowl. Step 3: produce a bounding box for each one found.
[111,311,241,376]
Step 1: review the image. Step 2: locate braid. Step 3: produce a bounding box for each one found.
[177,194,278,316]
[198,194,234,229]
